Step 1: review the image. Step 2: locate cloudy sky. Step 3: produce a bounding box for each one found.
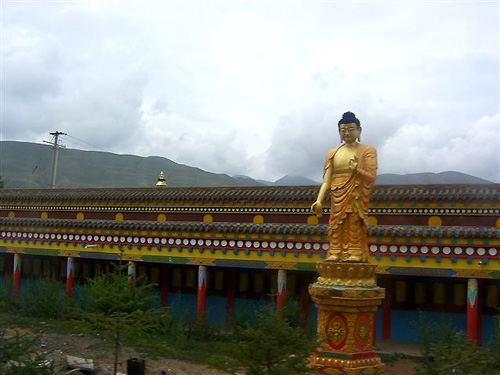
[1,1,499,183]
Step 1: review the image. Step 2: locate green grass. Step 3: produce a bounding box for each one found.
[0,312,75,335]
[0,310,230,364]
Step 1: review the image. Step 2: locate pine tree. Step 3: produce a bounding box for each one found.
[76,263,156,375]
[413,314,498,375]
[0,331,61,374]
[210,312,316,375]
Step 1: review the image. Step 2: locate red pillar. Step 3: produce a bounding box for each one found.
[127,261,136,285]
[12,254,21,301]
[160,264,169,307]
[197,265,207,322]
[300,273,310,327]
[226,269,236,325]
[65,257,74,299]
[381,275,392,340]
[277,269,286,318]
[467,278,482,346]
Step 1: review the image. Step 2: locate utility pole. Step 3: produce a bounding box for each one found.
[43,131,66,189]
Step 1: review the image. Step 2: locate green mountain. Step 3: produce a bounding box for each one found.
[375,172,492,185]
[255,172,492,186]
[267,175,319,186]
[0,141,263,189]
[0,141,493,189]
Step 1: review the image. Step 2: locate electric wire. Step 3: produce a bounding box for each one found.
[65,134,108,153]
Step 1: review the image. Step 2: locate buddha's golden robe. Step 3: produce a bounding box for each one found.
[324,143,377,261]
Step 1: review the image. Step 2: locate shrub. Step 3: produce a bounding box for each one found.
[413,313,497,375]
[209,312,316,375]
[0,330,61,375]
[487,315,500,370]
[0,279,14,313]
[20,279,68,319]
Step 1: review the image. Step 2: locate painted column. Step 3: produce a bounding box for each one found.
[226,269,236,325]
[467,278,481,346]
[309,262,386,374]
[160,264,169,307]
[300,273,310,327]
[197,265,207,322]
[372,311,377,347]
[127,261,136,285]
[12,253,21,301]
[66,257,74,299]
[381,275,392,339]
[277,269,286,318]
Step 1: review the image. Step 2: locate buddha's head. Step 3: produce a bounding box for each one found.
[338,111,362,144]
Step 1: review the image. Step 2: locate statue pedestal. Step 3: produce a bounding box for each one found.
[309,262,386,375]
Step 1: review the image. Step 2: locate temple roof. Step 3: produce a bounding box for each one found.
[0,184,498,202]
[1,218,498,238]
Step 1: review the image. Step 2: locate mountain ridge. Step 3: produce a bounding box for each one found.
[0,141,262,189]
[0,141,494,189]
[251,171,492,186]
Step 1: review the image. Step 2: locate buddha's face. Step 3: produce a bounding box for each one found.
[339,122,361,144]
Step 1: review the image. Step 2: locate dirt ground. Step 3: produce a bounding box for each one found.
[40,333,225,374]
[5,327,418,375]
[385,359,417,375]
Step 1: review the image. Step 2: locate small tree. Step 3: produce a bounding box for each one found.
[417,331,495,375]
[413,313,497,375]
[210,312,316,375]
[76,263,156,375]
[0,330,61,375]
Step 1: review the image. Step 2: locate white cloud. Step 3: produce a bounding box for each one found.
[1,1,498,182]
[378,114,500,182]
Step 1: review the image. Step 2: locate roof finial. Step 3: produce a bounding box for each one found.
[156,171,167,187]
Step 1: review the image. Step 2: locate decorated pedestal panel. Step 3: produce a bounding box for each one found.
[309,262,386,375]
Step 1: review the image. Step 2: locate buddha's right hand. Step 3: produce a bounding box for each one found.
[311,201,323,218]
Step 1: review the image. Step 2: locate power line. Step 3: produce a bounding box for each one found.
[65,134,108,153]
[32,155,44,174]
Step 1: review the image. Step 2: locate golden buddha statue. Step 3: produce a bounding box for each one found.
[311,112,377,262]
